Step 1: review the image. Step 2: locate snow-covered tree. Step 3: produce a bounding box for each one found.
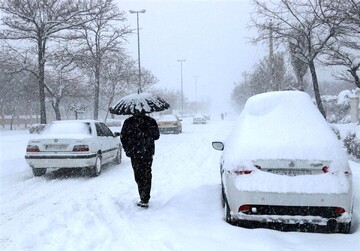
[250,0,348,119]
[0,0,105,123]
[70,0,131,120]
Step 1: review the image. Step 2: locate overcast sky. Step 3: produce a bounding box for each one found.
[118,0,268,114]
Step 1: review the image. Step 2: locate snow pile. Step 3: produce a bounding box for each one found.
[223,91,345,162]
[41,121,91,135]
[337,90,351,105]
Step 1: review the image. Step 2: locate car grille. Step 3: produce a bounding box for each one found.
[242,205,342,218]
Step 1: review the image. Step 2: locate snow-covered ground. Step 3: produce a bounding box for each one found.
[0,117,359,251]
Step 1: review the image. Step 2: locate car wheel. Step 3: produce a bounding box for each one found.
[92,155,102,177]
[338,222,351,234]
[32,168,46,177]
[224,198,232,223]
[221,184,225,208]
[114,147,122,164]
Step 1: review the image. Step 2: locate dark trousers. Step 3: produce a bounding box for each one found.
[131,155,153,203]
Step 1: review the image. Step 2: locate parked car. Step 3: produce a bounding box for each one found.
[212,91,353,233]
[193,114,207,124]
[25,120,122,177]
[156,114,182,134]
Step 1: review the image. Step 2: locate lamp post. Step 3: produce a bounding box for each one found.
[194,75,199,104]
[177,59,186,113]
[129,9,146,92]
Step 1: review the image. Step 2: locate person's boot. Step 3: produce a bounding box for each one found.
[137,200,149,208]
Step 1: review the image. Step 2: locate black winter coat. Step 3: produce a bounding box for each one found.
[120,114,160,158]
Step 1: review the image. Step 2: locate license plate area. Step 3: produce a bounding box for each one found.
[45,144,68,151]
[267,169,312,176]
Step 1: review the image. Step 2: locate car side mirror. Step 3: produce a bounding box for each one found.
[113,132,120,137]
[212,141,224,151]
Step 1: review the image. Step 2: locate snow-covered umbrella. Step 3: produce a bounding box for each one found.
[109,92,170,115]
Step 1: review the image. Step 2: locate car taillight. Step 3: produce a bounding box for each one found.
[322,166,329,173]
[239,205,251,213]
[334,207,345,215]
[26,145,40,152]
[73,145,89,152]
[234,170,253,175]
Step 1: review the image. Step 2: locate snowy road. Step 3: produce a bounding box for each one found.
[0,117,359,250]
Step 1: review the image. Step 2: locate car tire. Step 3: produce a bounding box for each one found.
[221,186,226,208]
[32,168,46,177]
[114,147,122,164]
[338,222,351,234]
[92,155,102,177]
[224,198,232,223]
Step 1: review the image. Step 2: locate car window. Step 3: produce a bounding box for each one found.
[99,123,114,137]
[95,123,105,136]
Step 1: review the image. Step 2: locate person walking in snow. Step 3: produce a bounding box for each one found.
[120,111,160,208]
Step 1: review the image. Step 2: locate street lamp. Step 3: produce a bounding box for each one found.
[129,9,146,93]
[177,59,186,113]
[194,75,199,104]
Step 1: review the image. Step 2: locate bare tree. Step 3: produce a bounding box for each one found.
[45,46,85,120]
[323,0,360,87]
[0,0,103,123]
[72,0,132,120]
[151,88,181,112]
[0,44,38,120]
[101,52,136,120]
[140,68,159,91]
[231,53,294,108]
[0,55,38,129]
[324,42,360,87]
[250,0,347,118]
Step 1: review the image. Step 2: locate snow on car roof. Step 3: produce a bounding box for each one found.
[41,120,92,136]
[223,91,347,163]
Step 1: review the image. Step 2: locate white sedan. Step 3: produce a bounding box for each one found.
[192,114,207,124]
[25,120,122,177]
[212,91,353,233]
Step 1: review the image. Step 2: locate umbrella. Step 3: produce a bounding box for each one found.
[109,92,170,115]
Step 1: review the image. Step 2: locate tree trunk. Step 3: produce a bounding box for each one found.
[93,66,100,120]
[299,77,305,91]
[309,60,326,119]
[38,39,47,124]
[52,99,61,121]
[349,69,360,88]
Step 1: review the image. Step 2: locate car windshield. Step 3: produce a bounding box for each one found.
[42,122,91,135]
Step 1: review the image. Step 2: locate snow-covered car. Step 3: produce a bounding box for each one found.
[212,91,353,233]
[25,120,122,177]
[156,114,182,134]
[193,114,207,124]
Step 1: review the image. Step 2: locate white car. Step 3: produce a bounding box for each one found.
[25,120,122,177]
[212,91,353,233]
[193,114,207,124]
